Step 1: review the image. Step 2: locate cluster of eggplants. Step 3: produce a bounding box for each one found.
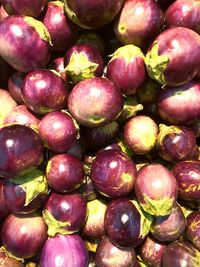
[0,0,200,266]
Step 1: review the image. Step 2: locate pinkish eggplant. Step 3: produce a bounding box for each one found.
[114,0,164,48]
[91,149,137,198]
[165,0,200,34]
[64,44,104,84]
[43,1,78,52]
[157,81,200,125]
[63,0,125,29]
[106,45,146,95]
[186,211,200,250]
[67,77,124,127]
[43,193,87,237]
[8,71,25,104]
[135,163,178,216]
[145,27,200,86]
[0,15,51,72]
[0,125,43,178]
[46,153,84,193]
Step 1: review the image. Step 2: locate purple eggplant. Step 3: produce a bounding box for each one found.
[146,27,200,86]
[8,71,25,104]
[172,160,200,201]
[104,199,153,247]
[49,57,67,82]
[186,211,200,250]
[64,44,104,84]
[151,203,186,242]
[162,240,200,267]
[63,0,124,29]
[157,81,200,125]
[46,153,84,193]
[165,0,200,34]
[91,149,137,198]
[114,0,164,48]
[67,77,124,127]
[22,70,69,115]
[106,45,146,95]
[38,111,78,153]
[135,163,178,216]
[1,213,47,259]
[0,181,10,221]
[96,235,136,267]
[123,115,158,155]
[0,125,43,178]
[0,15,51,72]
[43,1,78,52]
[43,193,87,237]
[3,169,49,214]
[0,247,24,267]
[40,234,89,267]
[156,124,198,162]
[0,88,17,125]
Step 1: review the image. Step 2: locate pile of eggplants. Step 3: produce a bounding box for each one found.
[0,0,200,266]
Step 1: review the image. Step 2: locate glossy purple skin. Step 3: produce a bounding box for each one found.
[0,125,43,178]
[157,81,200,125]
[0,15,51,72]
[0,57,14,88]
[96,235,136,267]
[0,181,10,222]
[147,27,200,86]
[44,193,87,234]
[3,105,40,129]
[65,0,124,29]
[67,77,124,127]
[39,111,77,153]
[186,211,200,250]
[8,71,25,104]
[46,154,84,193]
[157,127,198,162]
[64,44,104,82]
[0,248,24,267]
[140,236,166,267]
[43,2,78,52]
[151,203,186,242]
[114,0,164,48]
[40,234,89,267]
[172,160,200,201]
[135,163,178,216]
[1,0,46,18]
[162,240,200,267]
[165,0,200,34]
[22,70,69,115]
[105,199,146,247]
[106,54,146,96]
[91,149,137,198]
[49,57,67,81]
[1,213,47,259]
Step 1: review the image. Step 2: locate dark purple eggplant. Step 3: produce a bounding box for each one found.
[0,15,51,72]
[0,125,43,178]
[91,149,137,198]
[96,235,136,267]
[186,211,200,250]
[0,88,17,125]
[46,153,84,193]
[67,77,124,127]
[40,234,89,267]
[114,0,164,48]
[1,213,47,259]
[8,71,25,104]
[145,27,200,86]
[43,1,78,52]
[43,193,87,237]
[104,199,153,247]
[22,70,69,115]
[135,163,178,216]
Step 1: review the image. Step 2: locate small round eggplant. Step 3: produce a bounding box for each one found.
[91,149,137,198]
[0,88,17,125]
[135,163,178,216]
[8,71,25,104]
[186,211,200,250]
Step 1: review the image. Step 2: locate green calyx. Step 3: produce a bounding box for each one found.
[141,194,175,216]
[65,52,99,84]
[145,41,169,85]
[117,138,134,158]
[136,255,148,267]
[24,16,52,45]
[43,209,73,237]
[11,169,49,206]
[131,200,153,239]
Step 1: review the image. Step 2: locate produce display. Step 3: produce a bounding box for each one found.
[0,0,200,266]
